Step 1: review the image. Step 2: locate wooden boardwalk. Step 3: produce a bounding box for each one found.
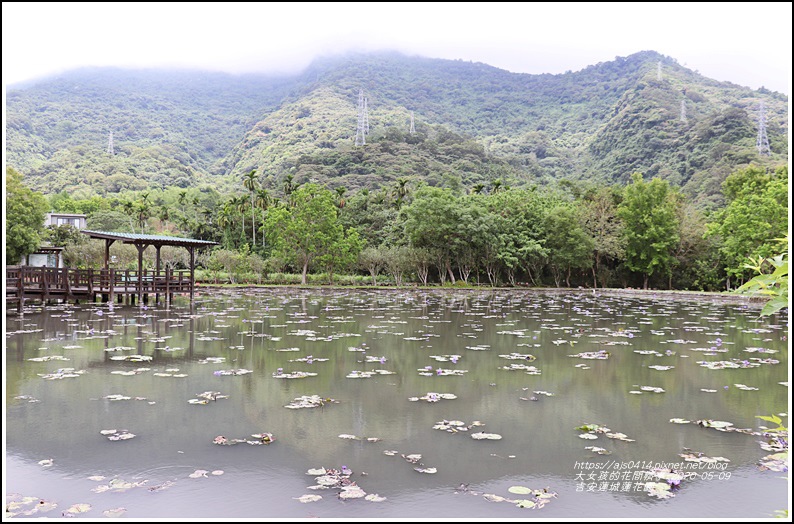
[6,266,194,310]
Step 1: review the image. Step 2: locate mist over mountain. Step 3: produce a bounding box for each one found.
[6,50,787,209]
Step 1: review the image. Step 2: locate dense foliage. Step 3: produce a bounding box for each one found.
[5,167,49,265]
[5,51,788,292]
[6,51,787,210]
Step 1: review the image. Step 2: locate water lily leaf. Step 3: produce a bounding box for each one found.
[576,423,606,432]
[605,432,635,442]
[294,494,322,503]
[249,433,275,444]
[578,433,598,439]
[515,499,536,509]
[103,507,127,517]
[211,470,224,475]
[33,500,58,513]
[471,432,502,440]
[640,386,665,393]
[568,350,609,359]
[696,419,734,429]
[338,485,367,499]
[508,486,533,495]
[585,446,612,455]
[644,481,675,499]
[64,503,92,514]
[307,467,327,475]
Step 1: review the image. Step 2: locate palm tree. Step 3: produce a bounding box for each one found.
[177,190,188,209]
[217,202,235,249]
[490,179,503,194]
[392,178,411,209]
[255,188,271,245]
[230,196,248,246]
[283,173,299,205]
[242,170,258,246]
[335,186,347,209]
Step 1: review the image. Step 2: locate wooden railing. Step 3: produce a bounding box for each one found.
[6,266,192,302]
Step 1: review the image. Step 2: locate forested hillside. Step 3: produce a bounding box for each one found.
[5,50,788,209]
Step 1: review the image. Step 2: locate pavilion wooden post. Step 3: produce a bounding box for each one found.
[135,244,146,306]
[102,238,116,303]
[188,246,196,302]
[155,244,162,305]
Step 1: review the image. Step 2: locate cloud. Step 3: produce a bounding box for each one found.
[2,2,790,93]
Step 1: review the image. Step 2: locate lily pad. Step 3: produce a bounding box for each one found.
[103,507,127,517]
[64,503,92,514]
[294,494,322,503]
[471,432,502,440]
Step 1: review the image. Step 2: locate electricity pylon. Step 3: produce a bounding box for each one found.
[756,101,770,155]
[355,90,369,146]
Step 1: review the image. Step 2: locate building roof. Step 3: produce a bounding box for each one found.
[81,230,218,248]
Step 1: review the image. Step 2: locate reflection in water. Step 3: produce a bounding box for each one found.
[4,289,789,519]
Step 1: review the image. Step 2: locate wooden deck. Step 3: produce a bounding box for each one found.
[6,266,194,310]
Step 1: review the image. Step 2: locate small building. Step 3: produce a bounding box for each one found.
[46,213,87,229]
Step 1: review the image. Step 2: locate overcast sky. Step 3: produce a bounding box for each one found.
[2,2,792,94]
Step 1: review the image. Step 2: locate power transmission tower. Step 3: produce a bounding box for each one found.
[680,100,687,123]
[657,61,662,81]
[355,90,369,146]
[107,131,114,155]
[756,101,770,155]
[409,111,415,134]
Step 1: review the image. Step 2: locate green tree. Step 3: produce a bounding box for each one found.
[264,184,354,285]
[6,167,48,265]
[707,165,788,288]
[580,186,625,288]
[242,170,258,246]
[617,173,680,289]
[359,246,387,285]
[400,186,461,284]
[544,205,594,287]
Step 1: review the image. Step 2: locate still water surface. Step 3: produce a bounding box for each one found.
[5,288,789,519]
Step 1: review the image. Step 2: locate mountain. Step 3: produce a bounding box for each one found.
[5,50,788,208]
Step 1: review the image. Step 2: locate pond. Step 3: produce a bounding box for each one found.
[4,288,789,519]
